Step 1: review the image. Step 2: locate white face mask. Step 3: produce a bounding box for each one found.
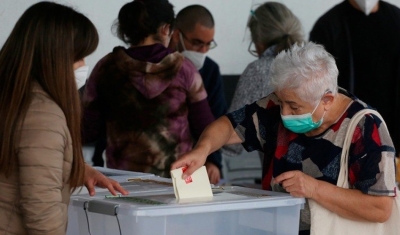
[181,50,206,70]
[179,33,206,70]
[74,65,89,89]
[354,0,379,15]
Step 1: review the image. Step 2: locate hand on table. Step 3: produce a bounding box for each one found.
[84,164,129,196]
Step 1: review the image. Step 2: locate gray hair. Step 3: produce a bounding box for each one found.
[248,2,304,54]
[269,42,338,106]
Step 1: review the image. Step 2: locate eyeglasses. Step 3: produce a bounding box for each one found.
[248,41,258,57]
[180,32,217,50]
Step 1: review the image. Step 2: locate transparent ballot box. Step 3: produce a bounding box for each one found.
[67,185,305,235]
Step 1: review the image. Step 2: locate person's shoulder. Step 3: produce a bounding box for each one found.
[246,58,261,68]
[204,56,219,68]
[380,1,400,16]
[200,56,221,75]
[28,83,67,127]
[343,99,371,119]
[23,87,70,150]
[314,1,350,24]
[339,88,366,107]
[242,59,260,75]
[180,57,198,74]
[178,57,202,88]
[91,49,116,73]
[256,93,279,109]
[244,55,273,74]
[256,53,275,66]
[381,1,400,10]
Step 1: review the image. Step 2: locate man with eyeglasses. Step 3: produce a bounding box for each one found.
[169,5,227,184]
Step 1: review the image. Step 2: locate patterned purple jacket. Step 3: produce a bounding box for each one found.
[82,44,214,177]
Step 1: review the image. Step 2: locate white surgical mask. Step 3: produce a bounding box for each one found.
[354,0,379,15]
[181,50,206,70]
[74,65,89,89]
[179,33,206,70]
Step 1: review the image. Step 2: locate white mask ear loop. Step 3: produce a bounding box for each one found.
[179,33,187,51]
[311,90,331,122]
[310,99,322,115]
[318,110,327,124]
[311,89,332,114]
[305,99,324,124]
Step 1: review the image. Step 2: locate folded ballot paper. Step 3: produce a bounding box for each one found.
[171,166,213,201]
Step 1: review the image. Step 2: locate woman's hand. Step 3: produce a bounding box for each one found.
[84,164,129,196]
[172,116,240,180]
[273,170,319,198]
[171,147,208,180]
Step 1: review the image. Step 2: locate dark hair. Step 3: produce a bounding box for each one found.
[0,1,98,189]
[114,0,175,45]
[248,2,303,54]
[175,5,214,33]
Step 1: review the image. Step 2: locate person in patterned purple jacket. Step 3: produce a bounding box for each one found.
[81,0,214,178]
[172,42,397,235]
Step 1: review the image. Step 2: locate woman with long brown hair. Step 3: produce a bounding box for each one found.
[0,2,127,234]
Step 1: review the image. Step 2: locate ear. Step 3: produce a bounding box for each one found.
[322,93,334,110]
[161,24,171,36]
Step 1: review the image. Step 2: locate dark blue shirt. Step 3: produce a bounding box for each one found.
[199,57,228,170]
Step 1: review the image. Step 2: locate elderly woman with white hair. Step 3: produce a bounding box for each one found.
[172,42,397,235]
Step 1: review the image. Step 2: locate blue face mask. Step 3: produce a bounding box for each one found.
[281,100,326,134]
